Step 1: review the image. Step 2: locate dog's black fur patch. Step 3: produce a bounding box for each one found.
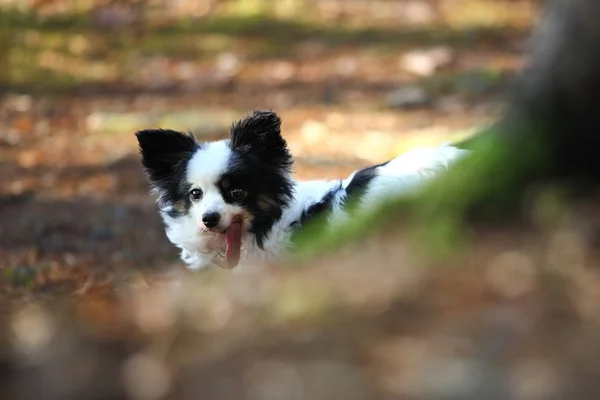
[227,110,294,249]
[135,129,200,215]
[298,184,341,227]
[344,161,389,203]
[291,160,392,229]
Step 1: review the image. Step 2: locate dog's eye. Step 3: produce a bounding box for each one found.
[189,188,203,200]
[230,188,247,201]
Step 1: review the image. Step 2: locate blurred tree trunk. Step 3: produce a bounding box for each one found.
[462,0,600,186]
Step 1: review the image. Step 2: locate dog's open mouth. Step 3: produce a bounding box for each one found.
[224,220,243,269]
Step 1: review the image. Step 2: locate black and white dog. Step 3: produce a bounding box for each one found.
[136,110,469,270]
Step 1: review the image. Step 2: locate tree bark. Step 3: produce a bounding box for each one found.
[461,0,600,184]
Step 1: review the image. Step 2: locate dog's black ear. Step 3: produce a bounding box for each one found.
[135,129,198,184]
[230,110,282,149]
[229,110,291,165]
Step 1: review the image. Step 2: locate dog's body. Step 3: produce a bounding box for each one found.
[136,110,469,270]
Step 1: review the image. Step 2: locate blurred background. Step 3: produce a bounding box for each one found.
[9,2,600,400]
[0,0,535,283]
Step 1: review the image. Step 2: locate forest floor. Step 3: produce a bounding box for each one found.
[4,3,600,400]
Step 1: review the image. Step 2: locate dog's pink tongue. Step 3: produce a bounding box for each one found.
[225,221,242,269]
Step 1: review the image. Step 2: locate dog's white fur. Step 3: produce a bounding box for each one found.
[166,143,469,270]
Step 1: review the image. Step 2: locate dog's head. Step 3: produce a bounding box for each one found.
[136,110,294,268]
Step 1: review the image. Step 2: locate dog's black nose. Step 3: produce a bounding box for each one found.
[202,212,221,228]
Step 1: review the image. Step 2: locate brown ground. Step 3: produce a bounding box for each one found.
[4,2,600,399]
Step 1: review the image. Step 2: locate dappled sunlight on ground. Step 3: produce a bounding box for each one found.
[7,2,600,399]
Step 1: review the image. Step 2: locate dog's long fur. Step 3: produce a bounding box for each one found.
[136,110,469,270]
